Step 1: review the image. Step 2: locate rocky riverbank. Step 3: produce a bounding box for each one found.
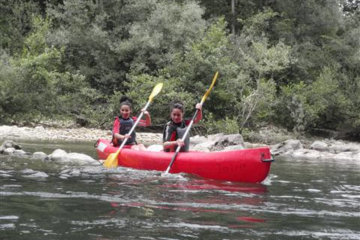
[0,125,162,145]
[1,125,359,162]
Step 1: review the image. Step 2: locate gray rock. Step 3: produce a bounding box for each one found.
[274,139,360,160]
[0,140,22,153]
[216,134,244,146]
[48,149,99,165]
[32,152,48,160]
[13,150,27,156]
[190,135,209,145]
[6,140,21,149]
[191,133,246,152]
[4,147,15,155]
[207,133,225,141]
[353,152,360,159]
[23,171,49,178]
[48,149,68,161]
[334,152,357,161]
[328,141,360,154]
[66,152,100,165]
[34,126,45,131]
[191,141,214,152]
[271,139,303,156]
[222,144,245,151]
[210,134,245,151]
[319,152,338,160]
[310,141,328,152]
[21,169,36,174]
[291,149,321,159]
[63,168,81,177]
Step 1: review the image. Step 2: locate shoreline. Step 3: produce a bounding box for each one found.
[0,125,163,145]
[1,124,360,161]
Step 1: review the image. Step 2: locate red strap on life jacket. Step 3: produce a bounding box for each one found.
[168,131,177,152]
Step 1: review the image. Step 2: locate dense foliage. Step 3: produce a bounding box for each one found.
[0,0,359,140]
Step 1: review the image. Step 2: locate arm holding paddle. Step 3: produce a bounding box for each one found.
[111,99,152,148]
[142,109,152,126]
[163,103,202,150]
[113,108,151,144]
[163,139,185,150]
[193,103,202,124]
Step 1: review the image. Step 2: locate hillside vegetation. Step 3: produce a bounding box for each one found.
[1,0,359,140]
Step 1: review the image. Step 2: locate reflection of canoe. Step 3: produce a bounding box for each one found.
[96,139,274,183]
[163,179,268,194]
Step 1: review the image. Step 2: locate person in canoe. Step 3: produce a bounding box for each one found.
[163,101,202,152]
[112,96,151,151]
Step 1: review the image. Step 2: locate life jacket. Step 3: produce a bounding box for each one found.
[163,120,190,152]
[113,116,136,146]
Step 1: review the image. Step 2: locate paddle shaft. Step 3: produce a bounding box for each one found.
[164,107,200,174]
[114,100,151,155]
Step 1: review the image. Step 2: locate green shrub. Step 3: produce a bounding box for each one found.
[203,113,239,134]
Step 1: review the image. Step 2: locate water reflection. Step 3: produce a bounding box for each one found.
[162,178,267,193]
[103,175,269,233]
[1,141,360,239]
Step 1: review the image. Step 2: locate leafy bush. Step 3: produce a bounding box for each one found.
[204,113,239,134]
[277,67,349,133]
[0,16,102,125]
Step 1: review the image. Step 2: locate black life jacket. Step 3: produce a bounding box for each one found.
[163,120,190,152]
[119,117,136,145]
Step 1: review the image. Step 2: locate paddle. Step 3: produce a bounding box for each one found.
[164,72,219,174]
[104,82,163,168]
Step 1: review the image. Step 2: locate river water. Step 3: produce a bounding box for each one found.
[0,140,359,240]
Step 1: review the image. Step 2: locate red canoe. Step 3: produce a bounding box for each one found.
[95,139,274,183]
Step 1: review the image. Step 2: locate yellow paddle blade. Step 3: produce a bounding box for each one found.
[103,152,118,168]
[201,71,219,104]
[149,82,163,102]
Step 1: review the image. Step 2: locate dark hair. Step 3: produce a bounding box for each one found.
[170,101,184,113]
[120,96,133,109]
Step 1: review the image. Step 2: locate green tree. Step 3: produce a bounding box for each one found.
[0,16,95,124]
[0,0,40,54]
[231,9,293,130]
[119,0,206,75]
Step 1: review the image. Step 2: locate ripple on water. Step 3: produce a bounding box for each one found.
[1,142,359,239]
[306,188,321,193]
[0,215,18,231]
[20,169,49,179]
[314,197,360,209]
[272,229,360,240]
[0,184,22,190]
[22,171,49,179]
[0,170,14,178]
[71,218,126,227]
[0,215,19,220]
[0,223,16,230]
[0,173,12,178]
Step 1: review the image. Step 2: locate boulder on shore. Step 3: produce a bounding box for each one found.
[271,139,360,161]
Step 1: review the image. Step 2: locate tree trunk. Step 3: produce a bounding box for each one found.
[231,0,235,34]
